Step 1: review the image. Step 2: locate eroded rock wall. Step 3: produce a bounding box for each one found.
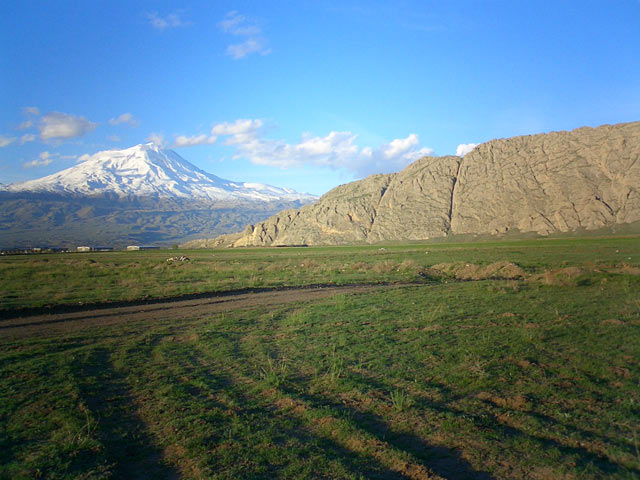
[230,173,394,246]
[368,155,461,241]
[202,121,640,247]
[451,122,640,235]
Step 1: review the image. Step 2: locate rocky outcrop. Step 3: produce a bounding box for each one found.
[233,173,393,246]
[367,155,461,241]
[187,121,640,247]
[451,122,640,235]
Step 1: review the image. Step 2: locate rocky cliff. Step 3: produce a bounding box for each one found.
[186,121,640,247]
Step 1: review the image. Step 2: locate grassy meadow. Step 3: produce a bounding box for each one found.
[1,236,639,311]
[1,236,639,479]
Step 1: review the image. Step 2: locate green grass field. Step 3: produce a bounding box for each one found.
[1,236,639,311]
[1,237,639,479]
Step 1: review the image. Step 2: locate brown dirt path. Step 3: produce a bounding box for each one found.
[0,284,404,339]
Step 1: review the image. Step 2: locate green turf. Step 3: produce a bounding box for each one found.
[1,237,639,479]
[1,235,638,311]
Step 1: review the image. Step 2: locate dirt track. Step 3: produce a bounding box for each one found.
[0,284,399,339]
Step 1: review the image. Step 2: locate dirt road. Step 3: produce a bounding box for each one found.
[0,284,402,339]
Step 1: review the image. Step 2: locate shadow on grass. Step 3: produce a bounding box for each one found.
[72,346,179,479]
[279,382,496,480]
[349,371,639,478]
[198,321,496,478]
[158,337,411,479]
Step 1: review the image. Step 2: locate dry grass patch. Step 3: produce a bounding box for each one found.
[372,260,397,274]
[532,266,585,285]
[612,263,640,275]
[349,261,371,271]
[426,261,526,280]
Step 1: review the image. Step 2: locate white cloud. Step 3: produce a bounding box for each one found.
[235,131,360,169]
[173,134,217,147]
[206,119,433,177]
[20,133,36,144]
[456,143,477,157]
[109,113,139,127]
[211,119,263,144]
[355,135,433,177]
[383,133,419,158]
[0,135,16,147]
[23,106,40,116]
[218,11,260,35]
[107,135,121,142]
[17,107,39,131]
[77,153,92,163]
[23,151,54,168]
[147,11,191,30]
[227,38,271,60]
[146,132,166,147]
[39,112,97,140]
[218,11,270,59]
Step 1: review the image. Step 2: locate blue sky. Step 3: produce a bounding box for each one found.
[1,0,639,195]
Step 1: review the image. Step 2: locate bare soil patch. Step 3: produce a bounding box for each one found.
[0,284,390,339]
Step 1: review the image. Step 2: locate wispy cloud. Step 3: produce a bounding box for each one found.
[218,11,260,35]
[39,112,97,141]
[0,135,16,148]
[173,134,217,148]
[22,150,78,167]
[22,106,40,116]
[23,151,54,168]
[455,143,477,157]
[147,11,191,30]
[218,11,271,59]
[16,106,39,131]
[211,119,263,144]
[146,132,166,147]
[20,133,36,144]
[226,38,270,60]
[359,136,433,177]
[202,119,432,178]
[109,112,139,127]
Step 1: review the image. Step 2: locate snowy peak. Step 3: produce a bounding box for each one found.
[3,144,317,203]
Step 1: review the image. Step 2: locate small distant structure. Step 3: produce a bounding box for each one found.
[76,246,113,253]
[126,245,159,251]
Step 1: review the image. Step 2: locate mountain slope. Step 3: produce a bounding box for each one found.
[190,121,640,247]
[0,144,316,248]
[3,143,315,203]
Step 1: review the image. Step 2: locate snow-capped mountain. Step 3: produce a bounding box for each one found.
[3,143,316,203]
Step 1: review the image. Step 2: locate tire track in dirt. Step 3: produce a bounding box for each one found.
[0,284,410,339]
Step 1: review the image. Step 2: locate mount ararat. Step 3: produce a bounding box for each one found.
[0,144,316,248]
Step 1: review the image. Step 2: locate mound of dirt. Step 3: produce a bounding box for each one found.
[611,263,640,275]
[425,261,526,280]
[530,267,586,286]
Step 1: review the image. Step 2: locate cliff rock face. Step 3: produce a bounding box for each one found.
[232,173,393,246]
[451,122,640,234]
[191,121,640,247]
[368,155,461,241]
